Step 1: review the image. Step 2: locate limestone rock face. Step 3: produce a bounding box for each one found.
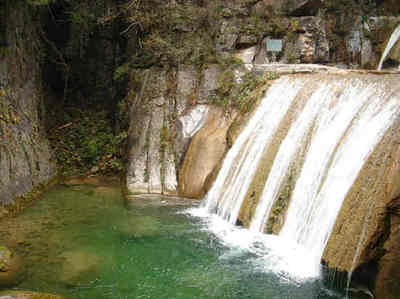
[0,2,56,205]
[178,107,233,198]
[126,66,220,195]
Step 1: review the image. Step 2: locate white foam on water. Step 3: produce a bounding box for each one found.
[186,206,321,282]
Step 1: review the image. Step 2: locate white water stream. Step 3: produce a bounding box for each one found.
[202,77,304,225]
[277,81,398,277]
[192,75,400,282]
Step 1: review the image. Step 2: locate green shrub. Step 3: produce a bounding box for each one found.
[48,110,127,176]
[211,70,278,115]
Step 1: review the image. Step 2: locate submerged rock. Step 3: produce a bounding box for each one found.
[59,250,103,286]
[0,246,21,287]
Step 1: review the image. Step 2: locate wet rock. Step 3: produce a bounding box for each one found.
[0,291,63,299]
[0,246,21,287]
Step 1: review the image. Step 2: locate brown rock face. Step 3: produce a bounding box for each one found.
[178,107,233,198]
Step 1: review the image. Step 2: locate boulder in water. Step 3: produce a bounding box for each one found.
[0,246,22,287]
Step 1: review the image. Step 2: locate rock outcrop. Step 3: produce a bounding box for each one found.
[0,1,56,205]
[126,66,221,196]
[178,107,234,198]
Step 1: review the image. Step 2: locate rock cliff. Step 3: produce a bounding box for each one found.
[0,1,56,205]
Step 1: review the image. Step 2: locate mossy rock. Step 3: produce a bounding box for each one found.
[0,246,22,287]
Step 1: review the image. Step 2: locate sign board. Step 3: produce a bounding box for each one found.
[266,39,283,52]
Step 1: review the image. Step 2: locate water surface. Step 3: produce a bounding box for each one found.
[0,183,355,298]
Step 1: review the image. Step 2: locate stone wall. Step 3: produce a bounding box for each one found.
[0,1,56,205]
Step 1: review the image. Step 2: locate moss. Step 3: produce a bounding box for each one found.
[124,1,215,67]
[0,246,12,271]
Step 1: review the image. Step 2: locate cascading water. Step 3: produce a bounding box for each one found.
[276,81,398,276]
[191,73,400,284]
[201,77,304,225]
[377,23,400,70]
[249,83,336,233]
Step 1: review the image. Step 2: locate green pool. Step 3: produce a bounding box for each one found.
[0,183,354,298]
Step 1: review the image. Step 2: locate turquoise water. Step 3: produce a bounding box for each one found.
[0,184,354,298]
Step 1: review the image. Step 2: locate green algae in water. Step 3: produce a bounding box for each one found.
[0,184,355,298]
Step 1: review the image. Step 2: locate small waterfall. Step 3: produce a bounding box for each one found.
[193,74,400,282]
[202,77,304,225]
[377,23,400,70]
[278,81,398,276]
[249,84,335,233]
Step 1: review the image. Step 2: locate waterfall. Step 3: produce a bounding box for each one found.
[193,74,400,281]
[249,83,335,233]
[202,77,304,225]
[277,81,398,275]
[377,23,400,70]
